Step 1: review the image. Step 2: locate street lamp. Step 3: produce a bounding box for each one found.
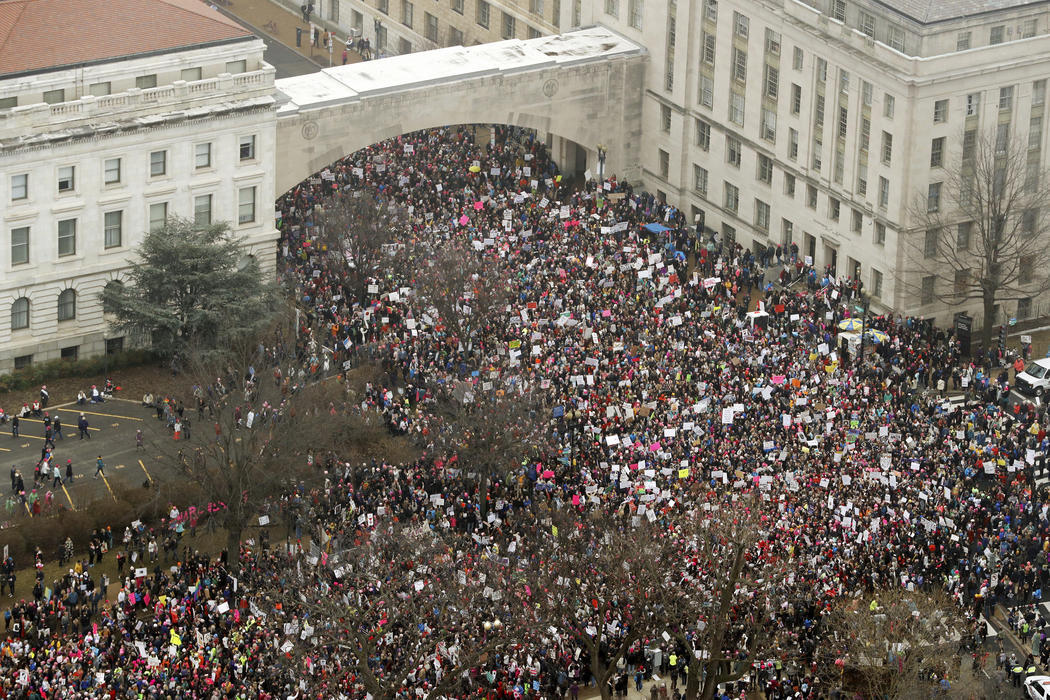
[596,144,607,184]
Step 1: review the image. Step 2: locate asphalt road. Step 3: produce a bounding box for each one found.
[212,6,320,79]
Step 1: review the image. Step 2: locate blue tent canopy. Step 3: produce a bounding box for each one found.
[643,222,672,233]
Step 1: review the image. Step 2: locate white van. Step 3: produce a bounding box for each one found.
[1015,358,1050,398]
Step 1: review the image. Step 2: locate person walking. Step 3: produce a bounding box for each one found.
[94,456,105,479]
[10,415,17,439]
[65,459,73,485]
[53,416,62,440]
[78,413,90,440]
[136,429,144,451]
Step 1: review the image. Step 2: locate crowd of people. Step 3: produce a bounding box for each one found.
[0,124,1046,698]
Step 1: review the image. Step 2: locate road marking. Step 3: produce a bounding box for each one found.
[99,473,117,501]
[114,464,126,470]
[23,501,31,517]
[67,408,143,421]
[61,483,75,510]
[17,417,100,431]
[0,446,9,452]
[138,459,154,484]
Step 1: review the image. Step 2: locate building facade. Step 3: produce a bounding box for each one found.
[578,0,1050,327]
[0,0,279,373]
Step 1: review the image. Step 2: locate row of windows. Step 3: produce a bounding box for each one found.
[7,137,256,203]
[6,188,256,266]
[604,0,644,29]
[376,0,544,39]
[10,290,79,330]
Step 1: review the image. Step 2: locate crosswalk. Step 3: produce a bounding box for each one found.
[1000,601,1050,639]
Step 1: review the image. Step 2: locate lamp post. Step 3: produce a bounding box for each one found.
[596,144,607,184]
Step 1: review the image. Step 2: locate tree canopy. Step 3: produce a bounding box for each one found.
[100,217,278,357]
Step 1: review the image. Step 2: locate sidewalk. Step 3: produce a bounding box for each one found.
[207,0,364,68]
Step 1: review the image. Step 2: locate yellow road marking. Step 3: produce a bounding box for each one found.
[61,483,75,510]
[138,459,154,484]
[0,446,9,452]
[63,408,142,421]
[23,501,31,517]
[100,473,116,501]
[17,417,100,431]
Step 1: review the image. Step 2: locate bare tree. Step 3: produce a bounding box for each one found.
[906,128,1050,350]
[819,586,971,699]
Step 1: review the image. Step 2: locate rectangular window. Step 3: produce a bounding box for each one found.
[881,131,892,164]
[238,187,256,224]
[729,92,745,125]
[658,149,669,178]
[57,218,76,256]
[764,64,778,98]
[793,46,803,70]
[700,75,714,108]
[501,11,515,38]
[875,221,886,244]
[180,67,202,82]
[957,31,971,51]
[194,194,213,226]
[449,27,463,44]
[838,69,849,95]
[791,84,801,114]
[731,47,747,82]
[1023,208,1038,236]
[225,60,247,74]
[757,154,773,184]
[104,157,121,184]
[815,94,825,126]
[888,26,904,51]
[990,25,1005,45]
[605,0,619,16]
[930,137,944,168]
[859,11,875,37]
[996,123,1009,154]
[104,211,122,249]
[530,0,544,14]
[857,162,867,195]
[88,82,111,97]
[694,165,708,194]
[11,173,27,201]
[105,338,124,355]
[60,346,78,361]
[661,104,672,132]
[149,202,168,232]
[953,269,970,295]
[57,165,74,192]
[999,85,1014,111]
[135,74,157,89]
[860,117,870,150]
[1031,115,1043,150]
[761,108,777,142]
[782,218,793,245]
[806,184,818,208]
[765,28,781,54]
[933,99,948,123]
[828,197,840,221]
[239,135,256,161]
[702,32,715,64]
[149,150,166,177]
[1035,80,1047,106]
[476,0,490,28]
[424,12,438,42]
[838,106,848,138]
[921,276,935,304]
[788,128,798,159]
[733,11,748,38]
[927,182,942,212]
[42,89,64,105]
[628,0,642,28]
[10,226,28,265]
[862,80,872,106]
[832,0,845,21]
[696,119,710,150]
[957,221,972,250]
[1022,18,1037,38]
[726,136,742,167]
[1019,297,1033,318]
[812,137,822,170]
[878,176,889,208]
[703,0,717,21]
[13,355,32,369]
[724,183,739,212]
[755,199,770,231]
[0,97,15,109]
[966,92,980,116]
[871,269,883,297]
[195,142,212,169]
[784,173,796,196]
[924,227,940,257]
[883,94,895,119]
[451,0,463,13]
[852,209,863,233]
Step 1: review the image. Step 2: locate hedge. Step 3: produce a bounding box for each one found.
[0,349,158,394]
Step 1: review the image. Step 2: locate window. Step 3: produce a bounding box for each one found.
[703,0,717,21]
[700,75,714,108]
[702,32,716,64]
[449,27,463,44]
[859,11,875,37]
[136,74,157,89]
[193,195,213,226]
[225,59,247,74]
[837,106,848,138]
[953,269,970,296]
[764,64,778,98]
[1031,115,1043,150]
[761,108,776,142]
[0,97,14,109]
[476,0,490,27]
[832,0,845,21]
[658,149,670,178]
[990,25,1005,45]
[1023,208,1038,236]
[57,289,76,321]
[815,94,825,126]
[56,218,76,256]
[765,29,781,54]
[788,128,798,159]
[996,123,1009,154]
[957,31,971,51]
[757,154,773,184]
[731,47,747,82]
[106,337,124,355]
[722,224,736,245]
[401,0,414,26]
[806,184,818,208]
[42,89,65,105]
[726,136,742,167]
[889,26,905,51]
[790,84,801,115]
[149,150,166,177]
[104,157,121,185]
[933,99,948,123]
[838,69,850,95]
[181,67,202,82]
[729,92,744,125]
[530,0,543,14]
[239,135,256,161]
[424,12,438,41]
[694,165,708,194]
[661,104,672,132]
[999,85,1014,111]
[828,197,840,221]
[862,81,873,106]
[871,269,883,297]
[605,0,619,16]
[875,221,886,244]
[784,173,796,196]
[57,165,74,192]
[852,209,862,233]
[1035,80,1047,106]
[966,92,980,116]
[104,211,122,248]
[724,183,739,212]
[149,202,168,232]
[60,346,78,362]
[921,276,935,304]
[451,0,463,13]
[696,119,710,150]
[733,11,748,37]
[782,219,793,245]
[927,182,942,212]
[1021,255,1035,284]
[812,137,822,170]
[13,354,31,369]
[195,143,212,169]
[10,226,28,265]
[883,94,895,119]
[881,131,892,164]
[755,200,770,231]
[628,0,642,28]
[930,137,944,168]
[1019,297,1033,319]
[378,0,389,15]
[956,221,972,250]
[1022,18,1037,38]
[924,228,940,257]
[856,163,867,195]
[102,281,123,315]
[10,298,29,331]
[238,187,256,224]
[878,176,889,208]
[88,82,110,97]
[11,173,27,201]
[793,46,803,70]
